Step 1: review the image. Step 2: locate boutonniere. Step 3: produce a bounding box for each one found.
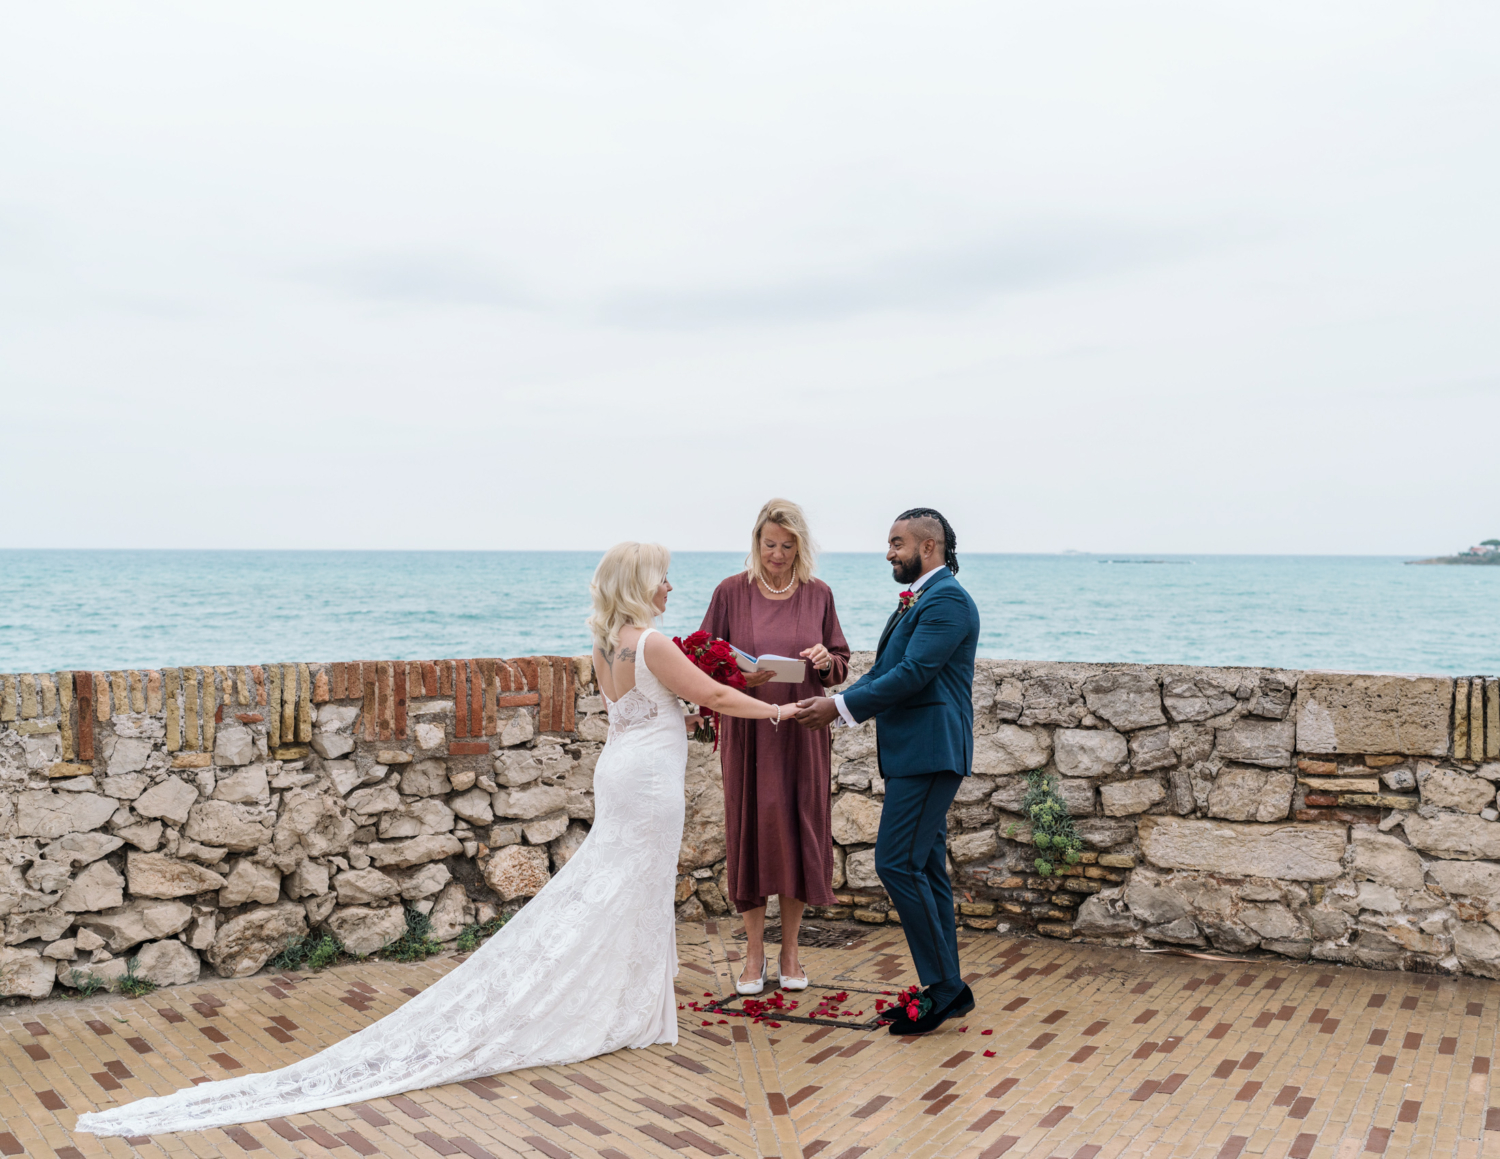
[898,589,921,613]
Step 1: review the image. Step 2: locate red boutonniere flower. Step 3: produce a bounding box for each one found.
[898,589,920,613]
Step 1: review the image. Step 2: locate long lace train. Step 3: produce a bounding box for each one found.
[76,628,687,1137]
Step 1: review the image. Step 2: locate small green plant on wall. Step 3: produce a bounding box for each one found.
[269,933,343,973]
[66,969,106,999]
[1005,769,1083,876]
[117,956,157,998]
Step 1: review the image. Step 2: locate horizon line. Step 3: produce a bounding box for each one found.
[0,547,1467,559]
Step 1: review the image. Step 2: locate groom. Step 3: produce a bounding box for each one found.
[795,507,981,1035]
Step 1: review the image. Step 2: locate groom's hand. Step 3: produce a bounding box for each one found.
[794,697,838,729]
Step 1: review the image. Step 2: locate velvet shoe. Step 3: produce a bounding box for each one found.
[887,983,974,1036]
[877,986,939,1033]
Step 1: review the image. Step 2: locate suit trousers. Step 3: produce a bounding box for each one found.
[874,770,963,987]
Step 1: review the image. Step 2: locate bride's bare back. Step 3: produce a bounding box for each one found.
[594,625,647,704]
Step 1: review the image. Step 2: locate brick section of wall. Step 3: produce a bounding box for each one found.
[203,667,217,754]
[467,660,483,739]
[377,662,394,743]
[73,670,95,760]
[269,664,284,749]
[393,663,407,740]
[298,662,314,742]
[480,659,496,736]
[1452,677,1495,762]
[537,660,556,733]
[361,662,378,743]
[57,670,74,759]
[184,666,200,752]
[453,660,468,737]
[1489,679,1500,760]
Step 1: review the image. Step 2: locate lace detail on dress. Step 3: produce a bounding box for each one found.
[75,629,687,1138]
[605,687,659,743]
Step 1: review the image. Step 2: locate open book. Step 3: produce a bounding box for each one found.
[729,645,807,684]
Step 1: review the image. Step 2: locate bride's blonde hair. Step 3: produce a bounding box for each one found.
[587,541,671,653]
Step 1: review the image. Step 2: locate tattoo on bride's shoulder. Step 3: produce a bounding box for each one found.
[619,647,636,662]
[600,646,616,665]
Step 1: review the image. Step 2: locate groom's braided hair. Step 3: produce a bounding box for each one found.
[896,507,959,575]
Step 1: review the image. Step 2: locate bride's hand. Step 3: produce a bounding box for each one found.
[685,714,704,734]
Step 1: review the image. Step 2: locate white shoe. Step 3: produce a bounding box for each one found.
[779,959,808,990]
[736,957,767,996]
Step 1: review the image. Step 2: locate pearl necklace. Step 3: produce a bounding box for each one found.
[760,574,796,595]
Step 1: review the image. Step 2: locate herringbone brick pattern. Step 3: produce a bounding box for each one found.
[5,922,1500,1158]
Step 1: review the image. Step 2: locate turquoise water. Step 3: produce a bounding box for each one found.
[0,551,1494,675]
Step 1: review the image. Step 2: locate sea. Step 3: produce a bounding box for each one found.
[0,551,1495,676]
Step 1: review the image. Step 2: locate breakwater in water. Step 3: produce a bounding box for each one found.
[1,655,1498,1000]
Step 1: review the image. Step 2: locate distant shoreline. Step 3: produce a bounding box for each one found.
[1406,555,1500,565]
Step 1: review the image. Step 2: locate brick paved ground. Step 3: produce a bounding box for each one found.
[6,921,1500,1159]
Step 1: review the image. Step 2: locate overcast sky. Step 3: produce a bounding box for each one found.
[2,2,1496,555]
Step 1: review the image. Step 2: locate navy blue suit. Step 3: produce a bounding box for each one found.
[840,570,980,987]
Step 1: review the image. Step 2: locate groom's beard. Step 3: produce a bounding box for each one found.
[891,552,923,585]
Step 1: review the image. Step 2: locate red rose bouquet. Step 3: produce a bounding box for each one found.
[673,630,747,748]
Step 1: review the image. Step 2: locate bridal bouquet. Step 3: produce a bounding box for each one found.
[673,630,746,749]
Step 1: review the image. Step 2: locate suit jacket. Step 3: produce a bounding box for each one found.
[839,569,981,778]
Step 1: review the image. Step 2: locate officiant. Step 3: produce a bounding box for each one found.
[699,498,850,995]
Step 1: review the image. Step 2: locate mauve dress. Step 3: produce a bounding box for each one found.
[700,575,851,912]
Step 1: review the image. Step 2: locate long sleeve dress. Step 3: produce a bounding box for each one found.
[699,574,851,912]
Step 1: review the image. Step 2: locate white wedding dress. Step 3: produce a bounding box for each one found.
[78,628,687,1137]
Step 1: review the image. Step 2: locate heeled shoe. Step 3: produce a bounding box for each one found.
[778,959,809,991]
[736,957,767,996]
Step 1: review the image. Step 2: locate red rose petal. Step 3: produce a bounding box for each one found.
[983,1050,996,1057]
[981,1029,993,1035]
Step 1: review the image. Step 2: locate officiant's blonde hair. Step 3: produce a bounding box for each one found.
[587,541,671,653]
[747,498,817,587]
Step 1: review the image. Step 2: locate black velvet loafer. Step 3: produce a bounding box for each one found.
[888,983,974,1036]
[878,1006,912,1030]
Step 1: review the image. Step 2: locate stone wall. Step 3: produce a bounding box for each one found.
[0,656,1497,1001]
[848,661,1500,981]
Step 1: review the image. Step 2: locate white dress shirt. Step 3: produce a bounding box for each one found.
[832,564,948,727]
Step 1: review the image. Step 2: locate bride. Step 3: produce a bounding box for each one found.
[77,542,785,1137]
